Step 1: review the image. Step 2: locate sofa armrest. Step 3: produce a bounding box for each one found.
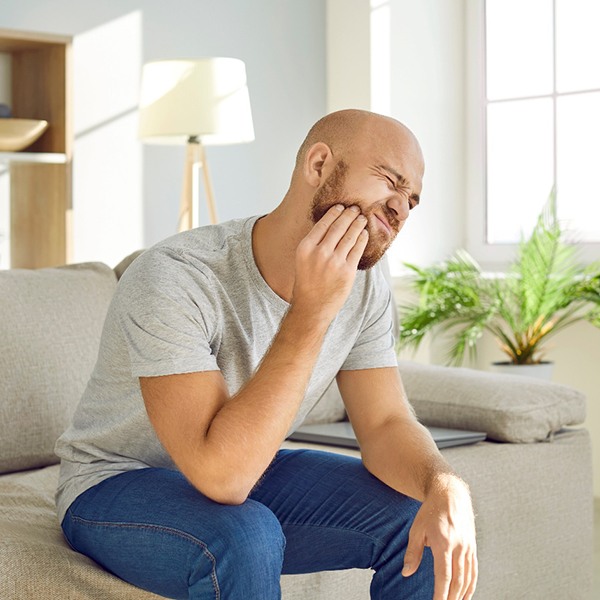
[398,360,587,443]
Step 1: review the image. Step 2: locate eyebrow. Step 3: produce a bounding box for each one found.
[378,164,420,205]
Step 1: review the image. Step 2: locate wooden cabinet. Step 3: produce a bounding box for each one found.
[0,29,72,268]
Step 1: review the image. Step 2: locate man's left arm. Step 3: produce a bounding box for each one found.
[337,366,478,600]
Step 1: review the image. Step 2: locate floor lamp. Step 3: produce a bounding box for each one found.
[138,58,254,231]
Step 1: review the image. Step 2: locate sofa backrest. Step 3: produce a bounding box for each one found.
[0,263,117,474]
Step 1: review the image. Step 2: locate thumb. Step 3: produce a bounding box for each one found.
[402,532,425,577]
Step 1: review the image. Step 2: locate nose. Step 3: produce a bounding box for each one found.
[386,193,410,222]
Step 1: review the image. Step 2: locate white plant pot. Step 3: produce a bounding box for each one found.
[490,361,554,381]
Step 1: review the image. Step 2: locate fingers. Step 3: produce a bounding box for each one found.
[464,551,478,600]
[448,547,467,600]
[346,229,369,268]
[432,549,452,600]
[303,204,368,267]
[307,204,366,245]
[317,206,365,253]
[303,204,346,245]
[449,543,479,600]
[432,545,477,600]
[402,527,425,578]
[404,518,477,600]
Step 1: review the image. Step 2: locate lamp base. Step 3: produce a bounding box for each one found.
[178,137,218,232]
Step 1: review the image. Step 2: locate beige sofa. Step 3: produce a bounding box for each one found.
[0,259,594,599]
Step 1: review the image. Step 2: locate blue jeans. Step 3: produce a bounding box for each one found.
[61,449,434,599]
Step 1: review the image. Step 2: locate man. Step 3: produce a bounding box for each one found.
[56,109,477,600]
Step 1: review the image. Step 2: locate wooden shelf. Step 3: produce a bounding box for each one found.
[0,151,67,165]
[0,28,73,269]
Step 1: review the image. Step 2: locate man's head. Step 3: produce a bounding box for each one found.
[293,109,424,270]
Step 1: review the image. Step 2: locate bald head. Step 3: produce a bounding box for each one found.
[294,109,423,173]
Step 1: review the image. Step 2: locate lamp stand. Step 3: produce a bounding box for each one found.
[178,136,219,232]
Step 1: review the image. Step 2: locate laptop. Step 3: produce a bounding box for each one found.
[287,421,486,450]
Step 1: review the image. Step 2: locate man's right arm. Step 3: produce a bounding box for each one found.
[140,205,368,505]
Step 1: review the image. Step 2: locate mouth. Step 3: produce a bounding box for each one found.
[374,213,393,235]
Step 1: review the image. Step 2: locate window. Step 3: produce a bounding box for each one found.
[467,0,600,265]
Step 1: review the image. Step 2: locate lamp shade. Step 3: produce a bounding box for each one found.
[139,58,254,145]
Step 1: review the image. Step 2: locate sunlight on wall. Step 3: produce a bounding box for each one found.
[72,11,143,267]
[370,0,391,116]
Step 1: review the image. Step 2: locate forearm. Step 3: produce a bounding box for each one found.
[361,416,465,502]
[198,304,330,502]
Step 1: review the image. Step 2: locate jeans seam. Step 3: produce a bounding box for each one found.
[68,513,221,599]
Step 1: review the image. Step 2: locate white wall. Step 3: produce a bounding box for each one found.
[0,0,326,266]
[388,0,466,272]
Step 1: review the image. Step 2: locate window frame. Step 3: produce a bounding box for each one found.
[465,0,600,270]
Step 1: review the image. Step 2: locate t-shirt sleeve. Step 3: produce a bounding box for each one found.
[114,248,219,378]
[339,270,398,371]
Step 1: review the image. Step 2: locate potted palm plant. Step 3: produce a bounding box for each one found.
[396,193,600,375]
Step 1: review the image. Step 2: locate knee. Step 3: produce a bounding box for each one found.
[198,500,285,597]
[219,500,285,567]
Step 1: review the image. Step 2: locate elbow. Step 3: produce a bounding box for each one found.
[205,487,249,506]
[188,471,252,506]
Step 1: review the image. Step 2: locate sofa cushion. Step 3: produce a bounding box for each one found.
[0,465,164,599]
[114,249,144,280]
[0,263,116,474]
[397,360,587,443]
[302,382,347,425]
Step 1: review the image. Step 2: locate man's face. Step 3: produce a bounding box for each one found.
[310,159,407,270]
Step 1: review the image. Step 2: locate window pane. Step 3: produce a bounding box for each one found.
[557,92,600,241]
[487,98,554,243]
[486,0,553,100]
[556,0,600,92]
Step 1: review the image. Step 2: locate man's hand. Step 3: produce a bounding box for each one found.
[292,204,368,321]
[402,474,478,600]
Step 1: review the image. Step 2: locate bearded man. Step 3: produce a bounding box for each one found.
[55,109,477,600]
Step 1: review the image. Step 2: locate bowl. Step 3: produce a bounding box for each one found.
[0,118,49,152]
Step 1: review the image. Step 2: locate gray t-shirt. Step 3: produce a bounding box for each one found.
[55,216,398,522]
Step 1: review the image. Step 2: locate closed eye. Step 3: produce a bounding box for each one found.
[386,175,419,209]
[384,175,396,189]
[409,194,420,210]
[376,164,420,209]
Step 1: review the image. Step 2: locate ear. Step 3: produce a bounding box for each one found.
[303,142,334,188]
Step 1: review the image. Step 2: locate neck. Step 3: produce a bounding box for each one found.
[252,192,312,303]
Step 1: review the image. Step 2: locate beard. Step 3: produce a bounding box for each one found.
[310,160,400,270]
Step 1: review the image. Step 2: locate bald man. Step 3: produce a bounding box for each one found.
[56,110,477,600]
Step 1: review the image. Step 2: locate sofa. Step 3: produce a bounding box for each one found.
[0,257,594,600]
